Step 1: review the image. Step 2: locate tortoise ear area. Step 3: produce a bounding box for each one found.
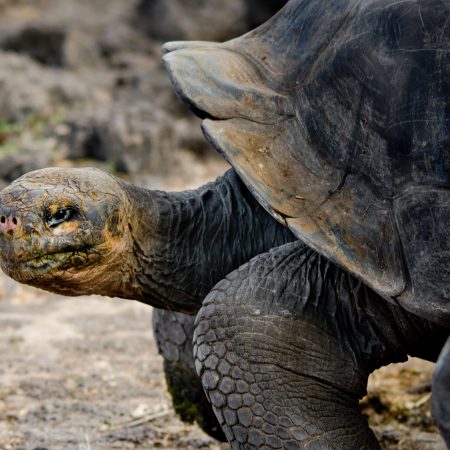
[163,46,292,124]
[106,209,124,238]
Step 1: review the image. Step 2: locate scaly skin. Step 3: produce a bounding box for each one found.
[152,309,226,441]
[194,241,448,449]
[0,167,134,298]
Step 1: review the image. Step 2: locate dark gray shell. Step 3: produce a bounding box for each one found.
[164,0,450,326]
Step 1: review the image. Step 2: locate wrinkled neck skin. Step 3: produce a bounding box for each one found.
[119,169,295,313]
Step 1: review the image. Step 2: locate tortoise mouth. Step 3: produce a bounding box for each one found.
[0,245,98,279]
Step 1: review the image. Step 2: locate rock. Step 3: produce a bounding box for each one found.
[0,149,52,188]
[0,52,88,121]
[97,22,153,61]
[63,59,211,175]
[0,25,66,67]
[63,28,101,69]
[0,0,233,181]
[175,119,212,157]
[65,113,128,172]
[136,0,246,42]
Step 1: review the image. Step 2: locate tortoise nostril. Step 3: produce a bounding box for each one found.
[0,213,20,234]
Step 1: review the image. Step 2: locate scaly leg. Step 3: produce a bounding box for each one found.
[194,241,447,449]
[153,308,226,441]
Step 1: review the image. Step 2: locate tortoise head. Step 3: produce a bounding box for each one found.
[0,167,133,296]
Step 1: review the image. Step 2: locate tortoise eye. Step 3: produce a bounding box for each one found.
[48,208,73,227]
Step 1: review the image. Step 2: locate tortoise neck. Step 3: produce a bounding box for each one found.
[120,169,296,313]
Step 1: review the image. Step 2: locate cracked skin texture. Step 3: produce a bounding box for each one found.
[0,167,134,298]
[153,308,226,441]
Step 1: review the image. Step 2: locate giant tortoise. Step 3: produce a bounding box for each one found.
[0,0,449,448]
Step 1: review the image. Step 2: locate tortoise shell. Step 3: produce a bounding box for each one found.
[163,0,450,326]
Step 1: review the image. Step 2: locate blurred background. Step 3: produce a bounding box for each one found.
[0,0,444,449]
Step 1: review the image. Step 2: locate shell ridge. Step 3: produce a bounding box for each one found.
[294,0,364,95]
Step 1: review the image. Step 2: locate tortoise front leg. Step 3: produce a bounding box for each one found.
[152,309,226,441]
[194,241,447,449]
[433,336,450,448]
